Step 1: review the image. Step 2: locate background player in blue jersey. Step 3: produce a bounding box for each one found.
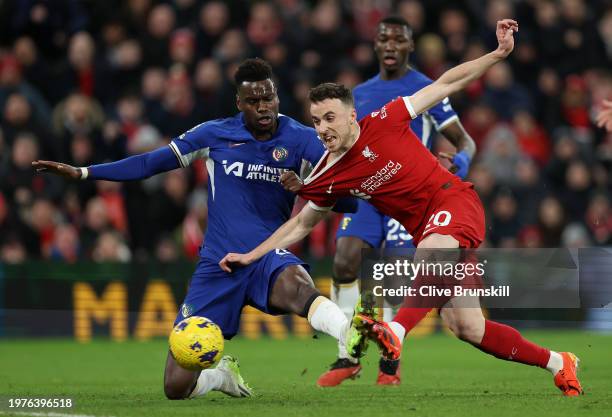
[33,59,357,400]
[319,16,477,387]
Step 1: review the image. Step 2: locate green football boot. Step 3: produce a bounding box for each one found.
[346,293,376,358]
[216,356,253,398]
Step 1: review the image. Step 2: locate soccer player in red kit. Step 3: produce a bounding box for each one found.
[220,19,583,396]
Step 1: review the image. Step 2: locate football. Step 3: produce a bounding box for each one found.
[169,316,224,371]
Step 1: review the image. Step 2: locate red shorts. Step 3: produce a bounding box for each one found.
[412,185,485,248]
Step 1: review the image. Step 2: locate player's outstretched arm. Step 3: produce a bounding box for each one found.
[219,204,326,272]
[31,160,82,179]
[32,146,181,181]
[408,19,517,117]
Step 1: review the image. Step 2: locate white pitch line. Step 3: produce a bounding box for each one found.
[0,411,116,417]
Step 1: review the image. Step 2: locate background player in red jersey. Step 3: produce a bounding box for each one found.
[220,19,583,397]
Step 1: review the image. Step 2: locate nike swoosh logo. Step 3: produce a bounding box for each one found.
[229,142,246,148]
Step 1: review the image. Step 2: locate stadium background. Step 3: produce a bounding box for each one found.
[1,0,610,328]
[0,1,611,416]
[1,0,611,264]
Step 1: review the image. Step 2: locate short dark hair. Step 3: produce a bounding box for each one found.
[308,83,354,106]
[379,16,412,33]
[234,58,273,85]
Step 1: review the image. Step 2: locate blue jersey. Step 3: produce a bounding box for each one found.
[353,69,458,149]
[169,113,324,262]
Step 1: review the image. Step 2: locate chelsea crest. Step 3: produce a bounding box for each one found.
[272,146,288,162]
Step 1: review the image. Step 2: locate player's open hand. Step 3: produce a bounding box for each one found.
[219,252,254,273]
[596,99,612,131]
[495,19,518,58]
[32,160,81,179]
[280,171,303,193]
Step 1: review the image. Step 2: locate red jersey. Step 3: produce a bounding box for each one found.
[300,97,472,238]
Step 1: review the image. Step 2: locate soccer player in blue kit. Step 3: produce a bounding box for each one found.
[33,59,358,400]
[319,16,477,387]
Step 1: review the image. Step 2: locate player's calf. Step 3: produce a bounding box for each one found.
[440,306,486,344]
[269,265,320,315]
[164,381,195,400]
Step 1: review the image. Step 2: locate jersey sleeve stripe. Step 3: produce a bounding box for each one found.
[168,142,186,168]
[307,200,332,212]
[206,159,215,200]
[300,159,314,178]
[402,97,417,119]
[169,141,210,167]
[434,114,459,130]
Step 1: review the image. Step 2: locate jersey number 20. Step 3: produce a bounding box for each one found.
[424,210,452,231]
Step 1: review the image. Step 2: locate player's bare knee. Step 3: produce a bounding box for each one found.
[164,378,191,400]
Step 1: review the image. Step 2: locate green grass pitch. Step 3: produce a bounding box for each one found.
[1,331,611,417]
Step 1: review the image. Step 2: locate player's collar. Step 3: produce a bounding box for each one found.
[303,124,361,186]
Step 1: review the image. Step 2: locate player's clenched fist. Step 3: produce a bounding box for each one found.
[280,171,303,193]
[32,160,81,179]
[494,19,518,58]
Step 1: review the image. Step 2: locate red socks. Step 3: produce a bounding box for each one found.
[478,320,550,368]
[391,311,551,370]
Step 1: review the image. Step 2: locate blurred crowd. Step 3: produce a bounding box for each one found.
[0,0,611,264]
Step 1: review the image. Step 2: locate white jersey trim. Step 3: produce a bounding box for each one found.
[206,159,215,200]
[435,114,459,130]
[421,112,433,148]
[299,159,314,178]
[402,96,417,119]
[168,142,185,167]
[307,200,332,212]
[303,124,362,185]
[169,141,210,168]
